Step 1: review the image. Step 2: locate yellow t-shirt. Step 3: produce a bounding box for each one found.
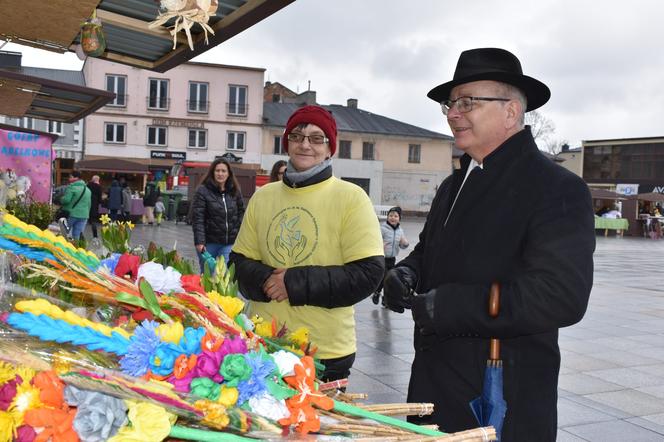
[232,176,383,359]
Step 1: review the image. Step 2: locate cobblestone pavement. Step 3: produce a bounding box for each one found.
[124,218,664,441]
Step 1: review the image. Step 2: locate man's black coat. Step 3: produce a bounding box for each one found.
[399,127,595,441]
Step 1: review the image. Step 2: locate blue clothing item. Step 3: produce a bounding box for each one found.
[197,243,232,274]
[68,216,88,240]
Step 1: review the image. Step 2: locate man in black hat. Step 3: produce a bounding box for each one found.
[383,48,595,441]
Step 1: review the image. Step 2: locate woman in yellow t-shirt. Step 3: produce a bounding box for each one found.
[230,105,384,382]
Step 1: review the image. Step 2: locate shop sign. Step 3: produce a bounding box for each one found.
[151,118,204,128]
[216,152,242,163]
[616,183,639,196]
[151,150,186,160]
[0,128,53,203]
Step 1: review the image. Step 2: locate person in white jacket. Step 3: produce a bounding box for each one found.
[373,206,409,305]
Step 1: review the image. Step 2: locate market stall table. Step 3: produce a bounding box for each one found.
[594,216,629,237]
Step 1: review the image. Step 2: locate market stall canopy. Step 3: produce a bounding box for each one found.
[589,189,628,201]
[76,158,149,174]
[0,0,296,73]
[631,192,664,203]
[0,68,115,123]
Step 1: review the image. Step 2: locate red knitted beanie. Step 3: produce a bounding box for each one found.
[282,105,338,156]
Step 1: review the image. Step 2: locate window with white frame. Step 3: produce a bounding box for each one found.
[20,117,34,130]
[188,129,207,149]
[362,142,374,160]
[105,75,127,106]
[147,126,167,146]
[148,78,169,110]
[104,123,126,143]
[273,136,285,154]
[188,82,208,113]
[227,131,246,151]
[48,121,63,134]
[408,144,421,163]
[228,85,247,115]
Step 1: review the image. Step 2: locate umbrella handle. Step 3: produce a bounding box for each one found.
[489,282,500,361]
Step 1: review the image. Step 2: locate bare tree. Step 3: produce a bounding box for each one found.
[544,138,569,156]
[525,110,556,143]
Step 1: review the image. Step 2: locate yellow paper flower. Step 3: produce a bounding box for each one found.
[13,366,36,385]
[0,409,20,442]
[156,322,184,344]
[217,385,238,407]
[0,361,16,385]
[212,294,245,319]
[100,213,112,225]
[108,400,175,442]
[254,321,273,339]
[11,382,43,414]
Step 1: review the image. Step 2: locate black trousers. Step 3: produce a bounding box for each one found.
[320,352,356,382]
[375,256,397,292]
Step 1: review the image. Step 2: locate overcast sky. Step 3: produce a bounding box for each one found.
[6,0,664,148]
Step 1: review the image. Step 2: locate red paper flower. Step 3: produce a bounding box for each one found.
[114,253,140,280]
[181,274,205,294]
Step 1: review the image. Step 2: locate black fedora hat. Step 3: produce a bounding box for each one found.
[427,48,550,112]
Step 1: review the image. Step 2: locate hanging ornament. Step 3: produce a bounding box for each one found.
[80,11,106,57]
[148,0,218,51]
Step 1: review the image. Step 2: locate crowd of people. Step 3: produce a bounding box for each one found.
[49,47,598,441]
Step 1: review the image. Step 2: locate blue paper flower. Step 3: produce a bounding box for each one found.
[149,342,183,376]
[120,320,161,376]
[237,351,277,405]
[64,385,127,441]
[100,253,122,274]
[179,327,205,355]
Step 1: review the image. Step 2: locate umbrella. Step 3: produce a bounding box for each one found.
[470,282,507,441]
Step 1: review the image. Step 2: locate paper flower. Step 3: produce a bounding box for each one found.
[179,327,205,355]
[31,371,64,409]
[219,354,252,387]
[218,385,238,408]
[0,409,20,442]
[0,361,16,385]
[237,351,276,405]
[190,377,221,400]
[248,392,290,421]
[115,253,140,280]
[181,274,205,294]
[15,425,36,442]
[0,377,18,410]
[120,320,161,377]
[271,350,303,377]
[11,381,42,413]
[137,262,183,294]
[191,349,224,383]
[218,335,248,357]
[99,253,121,273]
[156,321,184,345]
[64,385,127,441]
[149,342,183,376]
[108,400,175,442]
[23,407,78,442]
[215,294,245,319]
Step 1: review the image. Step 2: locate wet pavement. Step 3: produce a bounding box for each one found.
[121,218,664,441]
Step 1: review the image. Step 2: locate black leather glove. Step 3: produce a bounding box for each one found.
[411,289,436,335]
[383,266,417,313]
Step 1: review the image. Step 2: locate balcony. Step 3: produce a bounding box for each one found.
[187,100,209,114]
[226,102,248,117]
[147,96,170,111]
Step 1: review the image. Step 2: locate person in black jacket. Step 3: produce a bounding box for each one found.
[383,48,595,441]
[230,105,384,382]
[87,175,103,239]
[191,159,244,272]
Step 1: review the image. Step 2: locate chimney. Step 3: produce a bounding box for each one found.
[561,143,570,152]
[347,98,358,109]
[297,90,317,105]
[0,51,22,69]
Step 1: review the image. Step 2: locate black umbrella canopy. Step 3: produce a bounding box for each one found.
[589,189,627,201]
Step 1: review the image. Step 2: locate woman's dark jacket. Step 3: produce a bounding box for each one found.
[229,166,384,309]
[191,180,245,246]
[87,181,102,220]
[398,127,595,441]
[143,183,160,207]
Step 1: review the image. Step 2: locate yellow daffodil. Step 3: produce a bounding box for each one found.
[99,213,111,225]
[157,322,184,344]
[125,220,135,230]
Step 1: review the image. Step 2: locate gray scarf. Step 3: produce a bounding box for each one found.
[284,158,332,185]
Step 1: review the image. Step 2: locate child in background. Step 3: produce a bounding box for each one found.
[154,196,166,226]
[373,206,409,306]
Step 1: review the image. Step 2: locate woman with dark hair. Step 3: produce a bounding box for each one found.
[269,159,287,182]
[191,159,245,272]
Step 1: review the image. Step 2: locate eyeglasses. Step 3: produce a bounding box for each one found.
[287,133,329,145]
[441,96,511,115]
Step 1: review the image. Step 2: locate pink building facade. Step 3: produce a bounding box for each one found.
[82,58,265,169]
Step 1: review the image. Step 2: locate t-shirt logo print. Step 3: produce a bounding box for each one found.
[267,207,318,266]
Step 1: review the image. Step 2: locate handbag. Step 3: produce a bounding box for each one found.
[54,187,86,220]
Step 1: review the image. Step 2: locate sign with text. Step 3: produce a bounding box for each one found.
[151,118,204,128]
[151,150,186,160]
[0,128,53,202]
[616,184,639,196]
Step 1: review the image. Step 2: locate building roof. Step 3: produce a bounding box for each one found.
[263,102,452,140]
[16,67,86,86]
